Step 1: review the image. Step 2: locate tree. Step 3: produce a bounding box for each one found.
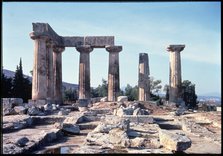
[163,84,169,101]
[125,84,138,101]
[12,58,32,102]
[64,88,78,101]
[91,78,108,98]
[150,76,162,95]
[181,80,198,108]
[1,72,13,97]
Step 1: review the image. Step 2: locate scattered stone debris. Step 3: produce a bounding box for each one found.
[2,100,221,154]
[159,129,191,151]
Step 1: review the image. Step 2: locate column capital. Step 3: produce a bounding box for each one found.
[105,45,122,53]
[76,45,93,53]
[29,32,50,41]
[166,45,185,52]
[53,46,65,53]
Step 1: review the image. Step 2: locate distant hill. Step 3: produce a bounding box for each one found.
[3,69,78,90]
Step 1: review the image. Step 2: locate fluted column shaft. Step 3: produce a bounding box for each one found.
[76,45,93,99]
[167,45,185,103]
[106,46,122,101]
[138,53,150,101]
[30,34,49,100]
[46,41,54,101]
[53,46,65,104]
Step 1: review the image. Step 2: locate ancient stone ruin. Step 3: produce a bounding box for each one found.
[2,23,221,154]
[29,23,122,105]
[138,53,150,101]
[166,45,185,104]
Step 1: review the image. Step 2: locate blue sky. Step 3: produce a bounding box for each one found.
[2,2,221,96]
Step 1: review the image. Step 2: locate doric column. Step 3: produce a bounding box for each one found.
[76,45,93,100]
[46,40,54,102]
[53,46,65,104]
[106,45,122,101]
[166,45,185,103]
[30,33,49,100]
[138,53,150,101]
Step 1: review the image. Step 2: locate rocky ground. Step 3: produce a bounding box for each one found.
[2,98,221,154]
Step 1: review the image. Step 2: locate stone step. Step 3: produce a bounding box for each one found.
[3,125,63,154]
[31,116,66,125]
[3,115,33,133]
[121,115,154,124]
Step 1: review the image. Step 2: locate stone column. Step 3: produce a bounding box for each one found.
[138,53,150,101]
[166,45,185,103]
[30,33,49,100]
[46,40,54,102]
[106,46,122,101]
[53,46,65,104]
[76,45,93,100]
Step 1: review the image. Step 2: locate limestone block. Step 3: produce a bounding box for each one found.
[63,115,84,125]
[62,124,80,134]
[100,97,108,102]
[108,128,130,147]
[122,115,154,124]
[117,96,128,102]
[27,106,42,116]
[130,137,146,148]
[159,130,191,151]
[13,106,27,114]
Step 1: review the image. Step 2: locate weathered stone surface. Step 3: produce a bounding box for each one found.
[28,99,47,107]
[14,106,27,114]
[63,115,85,125]
[63,36,114,47]
[122,115,154,124]
[3,98,23,115]
[116,107,134,116]
[86,128,130,148]
[31,116,66,125]
[78,107,89,112]
[138,53,150,101]
[27,106,42,116]
[3,98,23,107]
[108,128,130,147]
[44,103,52,111]
[159,129,191,151]
[3,115,33,132]
[133,108,149,116]
[175,107,186,116]
[58,110,68,116]
[117,96,128,102]
[130,137,146,147]
[100,97,108,102]
[16,137,29,147]
[166,44,185,103]
[99,115,130,132]
[62,124,80,134]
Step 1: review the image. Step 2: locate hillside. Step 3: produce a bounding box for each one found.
[2,69,78,90]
